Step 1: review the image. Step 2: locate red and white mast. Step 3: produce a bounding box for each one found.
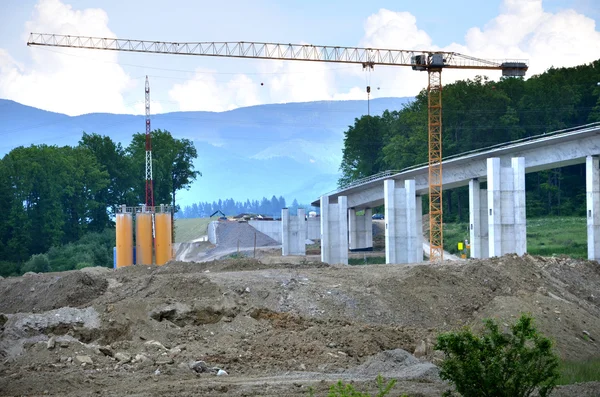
[144,76,154,208]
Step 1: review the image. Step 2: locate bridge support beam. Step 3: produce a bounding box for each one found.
[282,208,306,256]
[487,157,526,257]
[320,195,348,264]
[586,155,600,261]
[384,179,419,264]
[469,178,489,258]
[349,208,373,251]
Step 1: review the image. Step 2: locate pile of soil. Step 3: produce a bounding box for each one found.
[0,254,599,396]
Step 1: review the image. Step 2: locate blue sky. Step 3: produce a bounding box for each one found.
[1,0,599,116]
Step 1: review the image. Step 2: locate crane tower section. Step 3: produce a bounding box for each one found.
[145,76,154,208]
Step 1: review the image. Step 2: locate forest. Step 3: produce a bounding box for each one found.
[0,130,199,275]
[177,197,316,219]
[339,60,600,220]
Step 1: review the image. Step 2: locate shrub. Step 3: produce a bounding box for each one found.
[435,314,559,397]
[22,253,50,273]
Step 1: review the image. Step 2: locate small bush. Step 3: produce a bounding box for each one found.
[22,253,50,273]
[435,314,559,397]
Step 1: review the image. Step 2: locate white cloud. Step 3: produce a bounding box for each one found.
[0,0,133,116]
[168,69,261,112]
[342,1,600,100]
[462,0,600,75]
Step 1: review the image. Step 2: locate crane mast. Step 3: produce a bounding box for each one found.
[145,76,154,208]
[27,33,528,261]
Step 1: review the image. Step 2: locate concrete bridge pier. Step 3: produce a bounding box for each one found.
[349,208,373,251]
[282,208,306,256]
[487,157,526,257]
[384,179,422,264]
[469,178,489,258]
[586,155,600,261]
[320,195,349,264]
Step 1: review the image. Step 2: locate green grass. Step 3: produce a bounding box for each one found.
[527,217,587,258]
[557,358,600,385]
[443,222,470,255]
[443,217,587,258]
[174,218,213,243]
[348,256,387,265]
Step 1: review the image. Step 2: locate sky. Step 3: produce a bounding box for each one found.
[0,0,599,116]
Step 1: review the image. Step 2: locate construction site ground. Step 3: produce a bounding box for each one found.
[1,252,600,396]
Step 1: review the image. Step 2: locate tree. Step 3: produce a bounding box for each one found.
[339,115,387,187]
[435,314,559,397]
[79,132,137,217]
[127,129,201,210]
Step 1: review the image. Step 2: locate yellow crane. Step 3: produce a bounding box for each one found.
[27,33,528,261]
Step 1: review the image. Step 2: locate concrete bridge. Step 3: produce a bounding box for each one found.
[311,122,600,265]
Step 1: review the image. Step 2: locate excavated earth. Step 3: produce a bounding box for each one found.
[0,254,599,396]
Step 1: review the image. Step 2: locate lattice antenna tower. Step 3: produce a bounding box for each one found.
[145,76,154,208]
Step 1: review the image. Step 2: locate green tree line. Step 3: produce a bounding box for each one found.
[0,129,199,276]
[340,60,600,220]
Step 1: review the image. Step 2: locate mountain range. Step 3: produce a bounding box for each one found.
[0,97,411,207]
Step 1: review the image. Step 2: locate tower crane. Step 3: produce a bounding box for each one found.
[27,33,528,261]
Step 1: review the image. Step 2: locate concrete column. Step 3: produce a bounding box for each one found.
[487,157,526,257]
[338,196,349,264]
[415,196,423,263]
[282,208,290,256]
[348,208,358,250]
[320,195,330,264]
[282,208,306,256]
[365,208,373,251]
[320,195,348,264]
[384,180,399,264]
[586,155,600,261]
[513,158,527,255]
[349,208,373,251]
[384,179,418,264]
[469,178,489,258]
[406,180,417,263]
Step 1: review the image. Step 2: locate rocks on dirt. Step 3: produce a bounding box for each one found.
[2,254,600,397]
[75,355,93,365]
[583,330,595,341]
[144,340,168,351]
[413,340,427,358]
[46,336,56,350]
[98,345,114,357]
[347,349,439,381]
[188,360,227,375]
[114,352,131,363]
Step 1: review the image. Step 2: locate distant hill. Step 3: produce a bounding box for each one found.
[0,97,412,205]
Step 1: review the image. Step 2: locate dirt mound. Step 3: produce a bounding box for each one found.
[215,221,279,249]
[0,254,599,396]
[0,270,108,313]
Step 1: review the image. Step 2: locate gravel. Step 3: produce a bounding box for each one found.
[215,222,279,250]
